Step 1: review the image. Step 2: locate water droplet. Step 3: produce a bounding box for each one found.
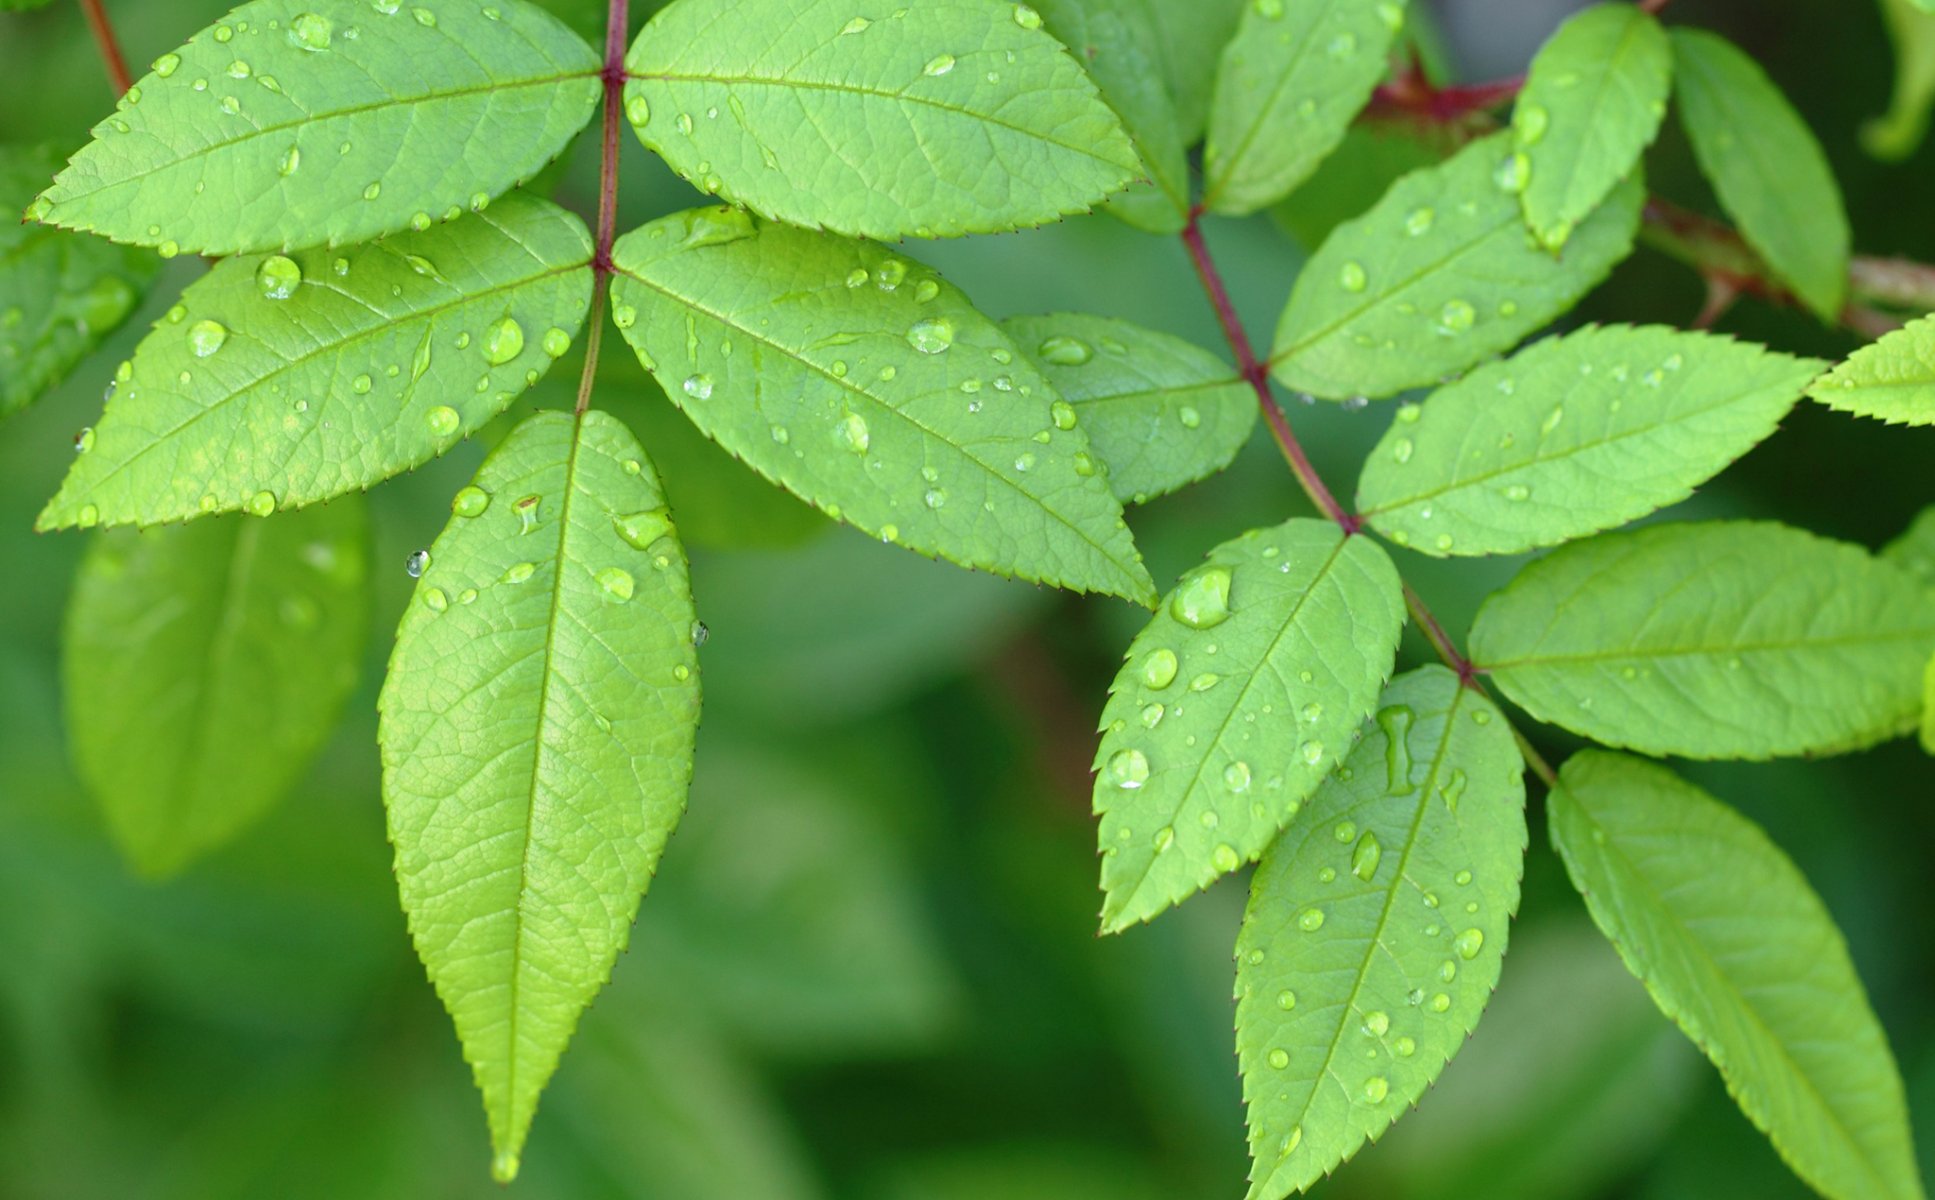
[451,485,490,517]
[1139,702,1164,729]
[1038,335,1093,366]
[1298,908,1325,932]
[1212,843,1241,872]
[1108,748,1150,789]
[421,587,447,612]
[1338,261,1368,292]
[1541,404,1565,435]
[837,411,870,452]
[1437,299,1476,334]
[840,15,871,33]
[503,561,536,584]
[1454,927,1484,960]
[1300,740,1325,767]
[1178,405,1202,430]
[426,406,460,438]
[1224,761,1252,793]
[1429,992,1451,1013]
[1515,102,1548,145]
[1140,648,1178,689]
[1351,832,1382,881]
[906,316,956,354]
[1392,437,1413,464]
[1363,1010,1391,1037]
[153,52,181,77]
[1170,566,1232,629]
[1362,1076,1388,1104]
[255,255,302,300]
[1405,206,1435,236]
[691,621,709,647]
[352,374,372,394]
[290,11,333,49]
[512,493,541,534]
[362,181,381,201]
[483,316,524,365]
[1441,769,1467,813]
[186,319,228,357]
[1044,401,1080,433]
[73,426,96,454]
[625,94,650,126]
[1013,2,1042,28]
[1013,452,1036,472]
[596,566,635,601]
[1189,672,1220,692]
[1378,705,1415,792]
[412,6,435,26]
[1275,989,1297,1011]
[923,53,956,76]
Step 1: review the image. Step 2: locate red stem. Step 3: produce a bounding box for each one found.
[78,0,132,96]
[575,0,629,416]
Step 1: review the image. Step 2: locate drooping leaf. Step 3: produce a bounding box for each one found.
[1035,0,1190,233]
[63,499,368,877]
[378,409,701,1182]
[1357,326,1822,557]
[1549,751,1927,1200]
[1270,123,1447,251]
[1671,28,1850,320]
[1202,0,1407,215]
[1094,519,1405,931]
[1236,666,1524,1200]
[1470,521,1935,759]
[1882,505,1935,588]
[28,0,600,256]
[1807,312,1935,426]
[0,143,159,418]
[40,193,592,531]
[1271,132,1643,401]
[608,207,1155,605]
[622,0,1140,241]
[1513,3,1670,250]
[1001,312,1254,503]
[1863,0,1935,160]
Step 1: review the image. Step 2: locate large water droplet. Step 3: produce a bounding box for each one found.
[1437,300,1476,334]
[1378,705,1415,792]
[1223,761,1252,793]
[1362,1076,1389,1104]
[513,493,541,534]
[255,255,302,300]
[683,374,714,400]
[289,11,333,49]
[483,316,524,365]
[597,566,636,601]
[405,548,430,577]
[1351,832,1382,881]
[1298,908,1325,932]
[1038,335,1093,366]
[1363,1010,1391,1037]
[838,411,870,452]
[426,406,460,437]
[152,52,181,77]
[1338,261,1368,292]
[1170,566,1232,629]
[906,316,956,354]
[1107,748,1150,789]
[1013,2,1042,28]
[186,319,228,357]
[923,53,956,76]
[1140,647,1178,689]
[452,485,490,517]
[1454,927,1485,960]
[616,508,673,549]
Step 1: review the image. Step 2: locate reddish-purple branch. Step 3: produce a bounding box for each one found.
[575,0,630,415]
[79,0,133,96]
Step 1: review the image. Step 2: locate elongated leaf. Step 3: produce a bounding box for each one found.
[1671,29,1850,320]
[609,207,1154,604]
[1094,519,1404,931]
[1358,326,1821,556]
[1549,751,1927,1200]
[622,0,1139,241]
[1002,313,1254,504]
[39,194,592,531]
[1035,0,1190,233]
[28,0,599,256]
[378,409,701,1182]
[1864,0,1935,160]
[1203,0,1407,215]
[1513,3,1670,250]
[1237,666,1525,1200]
[1471,521,1935,759]
[1271,132,1642,401]
[1,144,158,417]
[1882,506,1935,588]
[63,500,368,877]
[1808,313,1935,426]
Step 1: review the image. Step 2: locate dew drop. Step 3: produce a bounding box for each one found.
[625,94,650,126]
[1038,335,1093,366]
[1351,832,1382,882]
[1405,206,1435,236]
[255,255,302,300]
[1049,399,1079,430]
[451,485,490,517]
[1298,908,1325,932]
[1338,261,1368,292]
[351,374,372,394]
[1454,927,1485,960]
[1362,1076,1389,1104]
[1300,740,1325,767]
[1223,761,1252,793]
[503,561,536,584]
[906,316,956,354]
[512,493,540,534]
[1392,437,1413,464]
[1140,647,1179,689]
[483,316,524,365]
[1179,405,1202,429]
[426,406,460,438]
[596,566,636,602]
[615,508,673,549]
[186,319,228,357]
[152,52,181,77]
[289,11,333,49]
[923,53,956,76]
[838,411,870,452]
[1107,748,1150,789]
[1437,299,1476,334]
[1363,1010,1391,1037]
[1170,566,1232,629]
[1378,705,1415,792]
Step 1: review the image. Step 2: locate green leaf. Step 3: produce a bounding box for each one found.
[1548,751,1927,1200]
[1034,0,1190,233]
[1513,3,1670,250]
[1670,28,1850,320]
[1143,0,1244,142]
[1202,0,1406,215]
[1808,313,1935,426]
[608,207,1155,605]
[40,193,592,531]
[1923,651,1935,754]
[1863,0,1935,160]
[622,0,1140,241]
[63,500,368,877]
[1882,505,1935,588]
[1270,123,1447,252]
[1271,132,1643,401]
[1236,666,1525,1200]
[0,144,159,418]
[1471,521,1935,759]
[1358,326,1822,557]
[1094,519,1405,931]
[29,0,600,256]
[377,409,701,1182]
[1001,312,1255,504]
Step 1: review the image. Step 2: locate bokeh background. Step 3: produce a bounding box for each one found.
[2,1,1932,1197]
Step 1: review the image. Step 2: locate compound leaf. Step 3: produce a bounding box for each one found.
[1002,312,1254,504]
[1358,326,1822,557]
[64,498,369,877]
[1,143,159,418]
[1513,3,1670,250]
[1808,312,1935,426]
[1272,132,1642,401]
[1035,0,1190,233]
[609,208,1154,605]
[1095,519,1404,931]
[1471,521,1935,759]
[623,0,1139,241]
[1549,751,1927,1200]
[28,0,599,257]
[40,193,592,531]
[1237,666,1525,1200]
[378,409,701,1182]
[1671,28,1850,320]
[1203,0,1408,215]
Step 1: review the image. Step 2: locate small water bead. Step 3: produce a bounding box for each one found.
[1494,150,1531,194]
[1437,300,1476,334]
[214,23,234,41]
[1441,769,1468,813]
[691,621,710,648]
[1267,1047,1291,1070]
[406,552,435,587]
[1108,748,1150,789]
[1404,207,1434,236]
[1300,740,1325,767]
[483,316,524,365]
[279,145,301,176]
[1013,452,1036,472]
[1503,483,1531,502]
[289,11,333,49]
[1391,437,1413,464]
[1038,335,1094,366]
[451,485,490,517]
[1429,993,1451,1013]
[352,374,373,394]
[255,255,302,300]
[363,181,382,200]
[1049,400,1079,431]
[1297,908,1325,932]
[840,15,870,33]
[226,60,253,79]
[1454,928,1485,960]
[1141,647,1179,689]
[1013,2,1043,27]
[1223,761,1252,793]
[1440,959,1458,983]
[153,52,181,77]
[922,487,947,510]
[412,6,435,25]
[1139,703,1164,729]
[1362,1076,1389,1105]
[1170,566,1232,629]
[1541,404,1565,435]
[513,493,541,533]
[1212,843,1241,872]
[422,587,448,612]
[1363,1010,1391,1037]
[1189,672,1220,692]
[923,54,956,76]
[187,319,228,357]
[596,567,636,602]
[1515,102,1549,144]
[1351,832,1382,881]
[1178,406,1202,429]
[1338,261,1368,292]
[426,406,460,437]
[906,316,956,354]
[875,259,908,290]
[879,524,900,543]
[837,411,870,452]
[74,426,96,454]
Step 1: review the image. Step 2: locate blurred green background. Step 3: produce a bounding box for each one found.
[2,1,1932,1197]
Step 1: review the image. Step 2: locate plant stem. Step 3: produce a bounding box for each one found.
[1178,211,1559,789]
[576,0,629,416]
[78,0,132,96]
